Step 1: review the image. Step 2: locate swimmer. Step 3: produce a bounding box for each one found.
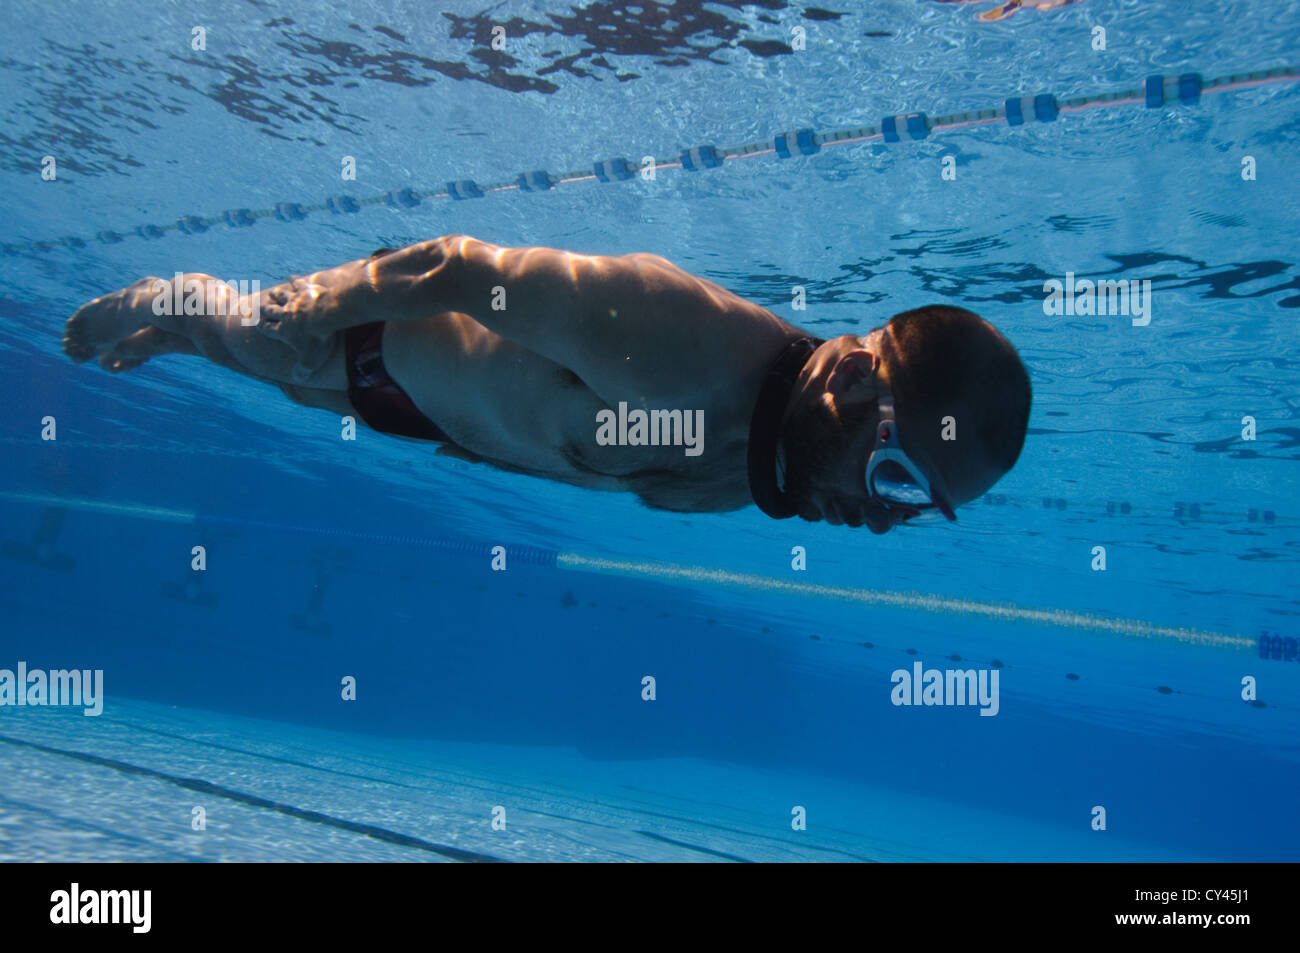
[63,235,1031,532]
[935,0,1081,22]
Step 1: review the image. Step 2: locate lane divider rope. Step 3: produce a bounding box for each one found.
[4,65,1296,257]
[0,489,1258,651]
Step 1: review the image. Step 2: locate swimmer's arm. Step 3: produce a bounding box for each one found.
[259,233,786,394]
[360,234,788,396]
[258,236,604,364]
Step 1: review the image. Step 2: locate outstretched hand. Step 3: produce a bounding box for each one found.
[62,277,165,364]
[254,258,376,351]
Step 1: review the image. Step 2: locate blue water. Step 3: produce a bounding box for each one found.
[1,0,1298,861]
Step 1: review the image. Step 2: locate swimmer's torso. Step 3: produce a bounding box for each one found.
[374,242,801,512]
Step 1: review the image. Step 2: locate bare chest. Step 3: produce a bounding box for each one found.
[385,314,758,511]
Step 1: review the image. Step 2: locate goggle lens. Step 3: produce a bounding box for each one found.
[870,460,932,506]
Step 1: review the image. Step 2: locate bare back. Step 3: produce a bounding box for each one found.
[370,240,802,512]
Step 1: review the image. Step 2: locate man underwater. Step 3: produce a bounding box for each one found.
[63,235,1031,533]
[935,0,1082,22]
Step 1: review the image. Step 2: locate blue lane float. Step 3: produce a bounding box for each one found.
[223,209,256,228]
[516,170,556,191]
[383,188,422,209]
[1146,72,1204,107]
[774,128,820,158]
[274,202,307,222]
[881,113,930,142]
[4,65,1293,256]
[593,158,635,182]
[447,180,483,200]
[1005,93,1059,125]
[327,195,361,214]
[679,145,723,170]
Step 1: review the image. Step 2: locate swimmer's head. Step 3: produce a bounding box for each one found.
[778,305,1031,532]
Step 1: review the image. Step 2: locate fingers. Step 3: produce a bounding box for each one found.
[252,283,290,335]
[63,295,126,363]
[63,326,95,363]
[96,326,152,373]
[97,345,144,373]
[99,354,143,373]
[254,281,315,341]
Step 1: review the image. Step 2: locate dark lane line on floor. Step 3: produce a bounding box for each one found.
[0,733,508,863]
[0,790,192,861]
[636,830,752,863]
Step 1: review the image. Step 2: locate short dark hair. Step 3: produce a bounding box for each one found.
[883,306,1031,472]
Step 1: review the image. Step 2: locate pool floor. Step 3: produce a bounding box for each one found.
[0,698,1198,862]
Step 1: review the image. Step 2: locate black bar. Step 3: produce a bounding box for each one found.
[0,863,1287,940]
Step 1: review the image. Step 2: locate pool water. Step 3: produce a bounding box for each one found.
[1,0,1298,861]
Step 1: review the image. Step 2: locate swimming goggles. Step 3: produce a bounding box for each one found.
[861,334,957,521]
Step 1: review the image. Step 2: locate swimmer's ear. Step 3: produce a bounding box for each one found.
[827,349,876,398]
